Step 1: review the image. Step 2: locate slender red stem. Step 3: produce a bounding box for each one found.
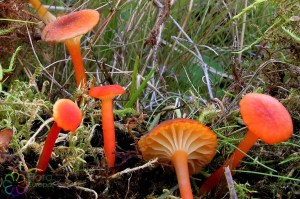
[101,98,116,168]
[29,0,56,24]
[65,37,87,87]
[171,150,193,199]
[199,131,258,195]
[36,122,61,174]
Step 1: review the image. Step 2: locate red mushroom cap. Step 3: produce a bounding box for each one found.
[239,93,293,144]
[53,99,82,132]
[89,85,125,100]
[42,9,99,42]
[138,118,217,174]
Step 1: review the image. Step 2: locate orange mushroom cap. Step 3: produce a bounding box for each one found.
[42,9,99,42]
[239,93,293,144]
[138,118,217,174]
[0,128,13,152]
[89,85,125,100]
[53,99,82,132]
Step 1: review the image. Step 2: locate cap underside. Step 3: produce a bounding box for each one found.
[138,119,217,174]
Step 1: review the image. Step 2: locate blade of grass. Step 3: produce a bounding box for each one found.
[124,66,156,108]
[0,18,37,24]
[128,56,139,97]
[234,170,300,182]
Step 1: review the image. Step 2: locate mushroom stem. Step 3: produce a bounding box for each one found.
[171,150,193,199]
[65,37,86,87]
[101,98,116,168]
[29,0,56,24]
[227,131,258,169]
[36,122,61,174]
[199,131,258,195]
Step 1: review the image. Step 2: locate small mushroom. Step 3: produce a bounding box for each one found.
[42,10,99,87]
[138,119,217,199]
[199,93,293,195]
[36,99,82,174]
[89,85,125,168]
[0,128,13,153]
[29,0,56,24]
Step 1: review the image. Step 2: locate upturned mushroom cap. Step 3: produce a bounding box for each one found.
[239,93,293,144]
[89,85,125,100]
[42,9,99,42]
[53,99,82,132]
[0,128,13,152]
[138,118,217,174]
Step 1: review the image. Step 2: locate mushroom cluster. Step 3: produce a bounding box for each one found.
[23,3,295,198]
[29,5,127,171]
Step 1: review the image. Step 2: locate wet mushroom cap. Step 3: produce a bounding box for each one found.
[53,99,82,132]
[42,9,99,42]
[239,93,293,144]
[89,85,125,100]
[138,118,217,174]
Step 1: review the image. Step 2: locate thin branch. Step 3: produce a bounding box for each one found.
[224,166,238,199]
[109,158,158,179]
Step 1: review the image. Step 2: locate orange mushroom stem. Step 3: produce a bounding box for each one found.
[64,37,86,87]
[171,150,193,198]
[101,96,116,167]
[89,85,125,168]
[36,99,82,174]
[138,119,217,199]
[199,132,258,194]
[199,93,293,195]
[36,122,61,174]
[42,10,99,87]
[29,0,56,24]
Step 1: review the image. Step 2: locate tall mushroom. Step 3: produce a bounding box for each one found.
[36,99,82,174]
[29,0,56,24]
[89,85,125,168]
[42,10,99,87]
[138,118,217,199]
[199,93,293,195]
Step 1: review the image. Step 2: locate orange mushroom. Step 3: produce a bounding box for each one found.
[199,93,293,195]
[0,128,13,153]
[42,10,99,87]
[138,119,217,199]
[29,0,56,24]
[89,85,125,168]
[36,99,82,174]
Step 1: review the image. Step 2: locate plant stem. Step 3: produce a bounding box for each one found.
[65,37,87,87]
[36,122,61,174]
[171,150,193,199]
[29,0,56,24]
[101,99,116,168]
[199,131,258,194]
